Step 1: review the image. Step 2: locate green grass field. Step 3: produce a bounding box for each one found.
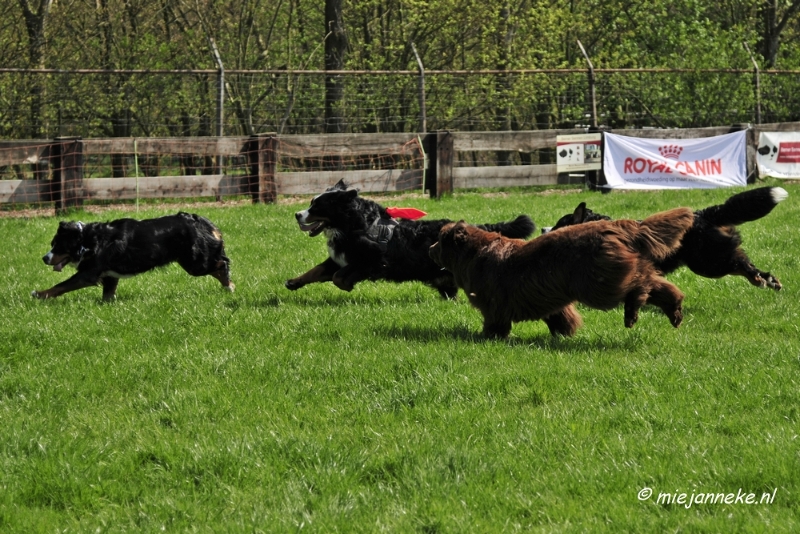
[1,183,798,532]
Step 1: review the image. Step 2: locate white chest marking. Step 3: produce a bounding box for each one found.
[325,229,348,267]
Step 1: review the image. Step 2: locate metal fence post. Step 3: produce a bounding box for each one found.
[411,42,426,133]
[577,40,598,129]
[743,42,761,125]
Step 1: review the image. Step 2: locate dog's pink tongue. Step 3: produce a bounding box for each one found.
[53,261,66,272]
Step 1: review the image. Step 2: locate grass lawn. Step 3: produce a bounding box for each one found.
[1,183,798,532]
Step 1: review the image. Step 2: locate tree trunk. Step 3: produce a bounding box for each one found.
[324,0,347,135]
[18,0,53,139]
[759,0,800,67]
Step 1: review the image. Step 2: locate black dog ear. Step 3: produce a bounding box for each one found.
[572,202,587,224]
[344,188,358,200]
[58,221,81,231]
[333,179,349,190]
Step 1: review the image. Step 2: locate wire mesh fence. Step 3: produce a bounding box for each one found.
[3,68,799,139]
[0,134,427,214]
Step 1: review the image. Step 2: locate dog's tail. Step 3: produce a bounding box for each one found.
[698,186,788,227]
[633,207,695,262]
[477,215,536,239]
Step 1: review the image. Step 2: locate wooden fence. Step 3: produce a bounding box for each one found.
[2,122,799,213]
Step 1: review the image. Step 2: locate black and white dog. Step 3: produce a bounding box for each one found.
[543,186,788,290]
[33,212,234,301]
[285,179,536,298]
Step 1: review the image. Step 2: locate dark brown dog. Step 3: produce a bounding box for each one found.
[429,208,695,339]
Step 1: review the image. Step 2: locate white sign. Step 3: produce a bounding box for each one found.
[757,131,800,179]
[603,131,747,189]
[557,133,602,172]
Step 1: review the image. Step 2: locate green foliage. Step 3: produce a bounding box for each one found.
[1,0,800,136]
[1,184,799,530]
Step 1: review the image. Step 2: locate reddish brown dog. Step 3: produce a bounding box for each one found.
[429,207,695,339]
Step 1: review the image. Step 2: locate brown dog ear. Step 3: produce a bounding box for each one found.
[573,202,587,224]
[452,220,470,241]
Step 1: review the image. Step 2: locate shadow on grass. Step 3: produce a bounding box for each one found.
[375,323,645,351]
[273,291,433,308]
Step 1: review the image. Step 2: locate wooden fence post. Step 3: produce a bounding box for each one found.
[53,137,84,213]
[249,133,278,203]
[423,132,437,198]
[435,130,453,198]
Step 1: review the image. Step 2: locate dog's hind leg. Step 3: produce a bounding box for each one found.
[731,255,782,291]
[542,304,583,337]
[179,252,235,292]
[209,259,235,292]
[285,258,339,290]
[101,277,119,301]
[645,278,684,328]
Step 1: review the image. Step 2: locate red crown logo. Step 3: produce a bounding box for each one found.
[659,144,683,160]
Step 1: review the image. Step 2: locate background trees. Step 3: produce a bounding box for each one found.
[2,0,800,138]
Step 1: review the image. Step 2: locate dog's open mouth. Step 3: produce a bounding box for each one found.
[53,259,69,272]
[298,221,326,237]
[47,253,71,272]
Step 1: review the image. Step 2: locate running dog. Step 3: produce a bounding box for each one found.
[429,208,695,338]
[33,212,234,301]
[285,179,536,298]
[543,186,788,290]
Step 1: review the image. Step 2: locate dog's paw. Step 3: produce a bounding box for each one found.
[670,308,683,328]
[31,290,46,300]
[765,274,782,291]
[284,279,302,291]
[333,280,354,292]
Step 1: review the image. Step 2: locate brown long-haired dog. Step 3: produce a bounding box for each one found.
[429,207,695,339]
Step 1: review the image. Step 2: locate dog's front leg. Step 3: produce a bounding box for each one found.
[101,277,119,302]
[482,316,512,339]
[32,271,100,300]
[331,264,369,292]
[285,258,339,290]
[542,304,583,337]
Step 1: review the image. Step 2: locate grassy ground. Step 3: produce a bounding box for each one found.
[1,183,798,532]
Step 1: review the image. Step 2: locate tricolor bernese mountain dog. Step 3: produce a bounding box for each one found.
[285,179,536,298]
[32,212,234,301]
[542,186,787,290]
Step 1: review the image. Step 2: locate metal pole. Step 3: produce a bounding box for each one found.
[743,42,761,125]
[209,38,225,136]
[576,40,598,128]
[411,42,426,133]
[133,138,140,213]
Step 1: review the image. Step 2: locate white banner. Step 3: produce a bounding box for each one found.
[603,131,747,189]
[757,131,800,179]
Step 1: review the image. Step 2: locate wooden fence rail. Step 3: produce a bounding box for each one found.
[2,123,799,213]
